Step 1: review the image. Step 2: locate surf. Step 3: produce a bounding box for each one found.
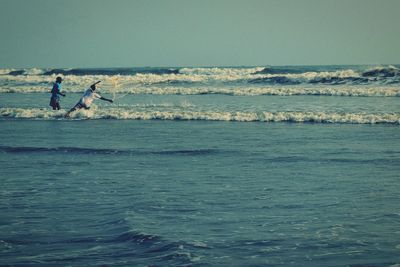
[1,107,399,124]
[1,65,399,90]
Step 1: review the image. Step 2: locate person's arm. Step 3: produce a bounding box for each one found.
[100,96,113,103]
[93,92,112,103]
[56,84,66,97]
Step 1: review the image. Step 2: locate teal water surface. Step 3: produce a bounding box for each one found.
[1,119,399,266]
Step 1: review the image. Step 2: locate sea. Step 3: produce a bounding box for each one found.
[0,65,399,266]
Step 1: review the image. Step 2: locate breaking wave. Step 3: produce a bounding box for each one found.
[42,67,180,76]
[1,65,399,87]
[2,67,180,76]
[1,108,398,124]
[362,65,400,77]
[1,85,399,97]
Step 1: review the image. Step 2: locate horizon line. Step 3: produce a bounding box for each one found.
[1,63,400,69]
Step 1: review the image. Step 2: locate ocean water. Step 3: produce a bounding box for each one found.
[0,65,400,266]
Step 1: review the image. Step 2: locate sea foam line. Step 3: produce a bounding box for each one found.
[0,68,397,87]
[1,85,399,97]
[1,108,399,124]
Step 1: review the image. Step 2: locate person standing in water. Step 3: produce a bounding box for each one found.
[49,76,66,110]
[65,81,113,117]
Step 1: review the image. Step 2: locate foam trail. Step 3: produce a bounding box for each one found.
[1,108,399,124]
[1,84,399,97]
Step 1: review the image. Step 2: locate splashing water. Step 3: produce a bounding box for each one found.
[107,76,129,102]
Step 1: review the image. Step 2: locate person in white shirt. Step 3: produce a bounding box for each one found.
[65,81,113,117]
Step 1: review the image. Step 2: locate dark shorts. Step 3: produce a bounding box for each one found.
[69,102,90,113]
[49,97,59,108]
[73,102,89,110]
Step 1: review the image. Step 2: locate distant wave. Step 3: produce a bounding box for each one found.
[179,67,264,76]
[254,65,400,77]
[2,67,180,76]
[6,68,45,76]
[1,65,399,86]
[254,66,344,75]
[1,108,398,124]
[249,67,400,85]
[42,67,180,76]
[362,65,400,78]
[250,76,372,85]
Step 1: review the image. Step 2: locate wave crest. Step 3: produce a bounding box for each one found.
[1,108,398,124]
[1,66,399,90]
[1,84,399,97]
[362,65,400,78]
[42,68,180,76]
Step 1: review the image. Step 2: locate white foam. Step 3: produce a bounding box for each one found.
[291,69,359,79]
[1,107,399,124]
[0,66,398,98]
[0,68,360,87]
[1,83,399,97]
[179,67,264,76]
[24,68,46,75]
[0,68,17,75]
[0,108,66,119]
[365,65,399,72]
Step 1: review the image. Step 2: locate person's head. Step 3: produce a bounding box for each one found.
[90,84,96,90]
[56,76,63,83]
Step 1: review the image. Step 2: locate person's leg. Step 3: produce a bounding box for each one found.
[50,98,57,110]
[65,108,75,117]
[65,103,82,117]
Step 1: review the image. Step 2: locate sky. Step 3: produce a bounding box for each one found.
[0,0,399,68]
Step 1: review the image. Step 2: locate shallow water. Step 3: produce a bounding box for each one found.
[1,120,399,266]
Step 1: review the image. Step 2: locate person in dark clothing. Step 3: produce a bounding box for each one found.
[49,76,66,110]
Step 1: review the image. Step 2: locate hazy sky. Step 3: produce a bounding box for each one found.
[0,0,399,68]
